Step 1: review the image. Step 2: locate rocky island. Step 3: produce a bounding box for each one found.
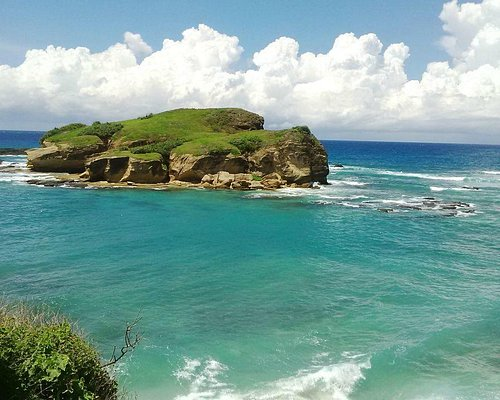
[26,108,329,190]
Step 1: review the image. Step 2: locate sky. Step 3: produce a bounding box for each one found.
[0,0,499,144]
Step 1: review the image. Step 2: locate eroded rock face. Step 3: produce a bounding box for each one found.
[26,143,105,172]
[26,110,329,189]
[199,171,288,190]
[86,156,168,183]
[169,154,249,182]
[168,129,329,185]
[250,128,329,184]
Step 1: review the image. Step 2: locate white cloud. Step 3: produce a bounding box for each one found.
[1,1,500,143]
[124,32,153,61]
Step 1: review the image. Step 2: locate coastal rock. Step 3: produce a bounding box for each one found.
[249,127,329,184]
[86,155,168,183]
[26,142,105,172]
[26,109,330,189]
[169,154,248,182]
[121,158,168,183]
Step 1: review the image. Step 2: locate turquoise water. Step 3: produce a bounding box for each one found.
[1,134,499,399]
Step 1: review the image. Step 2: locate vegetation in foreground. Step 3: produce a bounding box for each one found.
[0,301,125,400]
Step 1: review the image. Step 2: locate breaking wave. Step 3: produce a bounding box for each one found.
[173,356,370,400]
[375,170,465,181]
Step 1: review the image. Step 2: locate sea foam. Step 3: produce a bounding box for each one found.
[377,170,465,181]
[173,357,370,400]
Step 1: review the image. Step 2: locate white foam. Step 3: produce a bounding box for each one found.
[318,195,368,201]
[482,170,500,175]
[175,358,231,400]
[378,170,465,181]
[330,180,368,187]
[0,172,54,183]
[173,356,370,400]
[430,186,447,192]
[430,186,478,192]
[0,161,27,169]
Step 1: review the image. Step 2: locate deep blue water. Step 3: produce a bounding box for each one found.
[0,130,42,148]
[1,131,499,400]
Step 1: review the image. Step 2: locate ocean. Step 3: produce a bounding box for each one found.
[1,130,499,400]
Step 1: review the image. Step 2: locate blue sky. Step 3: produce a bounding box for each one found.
[0,0,498,144]
[0,0,452,78]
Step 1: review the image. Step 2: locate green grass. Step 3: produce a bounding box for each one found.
[100,150,163,162]
[43,108,310,157]
[45,131,104,148]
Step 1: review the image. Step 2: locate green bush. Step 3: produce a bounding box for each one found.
[137,113,153,120]
[40,123,87,144]
[207,144,231,156]
[80,122,123,141]
[0,303,117,400]
[130,139,185,160]
[229,136,263,153]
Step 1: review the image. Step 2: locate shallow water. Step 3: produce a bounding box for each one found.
[1,134,499,399]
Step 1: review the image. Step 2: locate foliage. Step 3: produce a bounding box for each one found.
[207,144,232,156]
[79,122,123,141]
[251,174,263,181]
[0,302,117,400]
[203,108,262,133]
[130,139,185,160]
[229,136,263,154]
[291,126,311,135]
[40,123,87,144]
[40,108,314,157]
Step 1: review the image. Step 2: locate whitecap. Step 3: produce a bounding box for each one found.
[430,186,479,192]
[377,170,465,182]
[329,180,368,187]
[482,170,500,175]
[430,186,448,192]
[173,356,371,400]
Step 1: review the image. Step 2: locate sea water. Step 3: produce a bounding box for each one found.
[0,131,499,400]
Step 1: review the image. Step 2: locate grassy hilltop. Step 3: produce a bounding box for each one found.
[41,108,305,159]
[29,107,329,186]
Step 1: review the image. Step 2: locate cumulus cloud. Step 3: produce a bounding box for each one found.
[1,0,500,143]
[124,32,153,61]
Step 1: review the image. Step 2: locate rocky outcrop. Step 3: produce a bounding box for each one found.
[168,127,329,186]
[26,142,105,172]
[249,128,329,184]
[169,154,249,182]
[86,155,168,183]
[198,171,290,190]
[26,109,330,189]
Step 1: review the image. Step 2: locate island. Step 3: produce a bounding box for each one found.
[26,108,329,190]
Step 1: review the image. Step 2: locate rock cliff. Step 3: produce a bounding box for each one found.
[26,108,329,189]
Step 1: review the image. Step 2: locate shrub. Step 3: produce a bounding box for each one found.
[40,123,87,144]
[0,302,118,400]
[137,113,153,120]
[130,139,185,160]
[79,122,123,141]
[229,136,263,154]
[207,144,231,156]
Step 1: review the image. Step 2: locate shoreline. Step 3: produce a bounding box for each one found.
[24,172,323,191]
